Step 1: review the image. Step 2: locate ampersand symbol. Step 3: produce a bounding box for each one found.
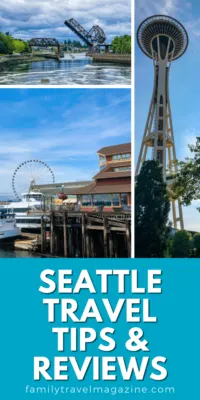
[126,328,149,351]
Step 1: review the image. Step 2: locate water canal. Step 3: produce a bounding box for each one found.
[0,53,131,85]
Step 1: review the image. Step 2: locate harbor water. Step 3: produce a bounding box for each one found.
[0,244,40,258]
[0,53,131,85]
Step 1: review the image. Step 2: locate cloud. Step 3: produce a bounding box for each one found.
[183,204,200,232]
[0,89,131,198]
[135,0,179,21]
[178,128,198,159]
[0,0,131,41]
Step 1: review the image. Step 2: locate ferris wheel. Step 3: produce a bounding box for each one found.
[12,160,55,200]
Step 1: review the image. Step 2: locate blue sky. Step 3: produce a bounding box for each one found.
[135,0,200,231]
[0,89,131,199]
[0,0,131,43]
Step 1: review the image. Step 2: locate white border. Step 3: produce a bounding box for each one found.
[0,0,134,258]
[0,85,131,89]
[131,0,134,258]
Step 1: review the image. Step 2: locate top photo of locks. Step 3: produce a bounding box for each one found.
[0,0,131,86]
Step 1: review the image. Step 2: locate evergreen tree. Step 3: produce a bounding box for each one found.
[192,233,200,257]
[171,231,192,258]
[135,160,170,258]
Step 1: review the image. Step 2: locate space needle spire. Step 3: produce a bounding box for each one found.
[136,15,189,229]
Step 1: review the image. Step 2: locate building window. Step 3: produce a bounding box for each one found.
[122,153,131,159]
[121,193,128,206]
[113,154,121,160]
[28,194,43,201]
[92,194,112,206]
[12,208,31,213]
[82,195,92,206]
[99,155,106,165]
[113,166,131,172]
[81,194,124,207]
[112,194,120,206]
[77,195,81,205]
[16,218,41,224]
[112,153,131,161]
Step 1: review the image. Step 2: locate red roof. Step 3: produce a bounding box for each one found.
[93,161,131,180]
[97,142,131,156]
[60,182,131,195]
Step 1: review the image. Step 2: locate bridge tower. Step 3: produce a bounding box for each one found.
[136,15,188,229]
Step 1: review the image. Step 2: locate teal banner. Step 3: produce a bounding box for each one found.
[1,259,198,398]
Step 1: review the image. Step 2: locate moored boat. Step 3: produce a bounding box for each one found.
[0,211,21,241]
[4,192,44,232]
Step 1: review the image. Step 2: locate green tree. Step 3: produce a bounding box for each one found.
[0,33,15,54]
[72,40,82,48]
[0,33,8,54]
[112,36,120,53]
[111,35,131,54]
[171,231,192,258]
[13,39,25,53]
[23,41,31,53]
[135,160,170,258]
[0,32,30,55]
[5,35,15,54]
[173,137,200,208]
[192,233,200,257]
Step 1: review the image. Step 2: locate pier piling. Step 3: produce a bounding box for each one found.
[40,211,131,258]
[50,212,55,255]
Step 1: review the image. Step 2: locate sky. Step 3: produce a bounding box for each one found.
[135,0,200,232]
[0,89,131,199]
[0,0,131,43]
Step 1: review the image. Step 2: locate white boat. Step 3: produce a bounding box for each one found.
[0,211,21,240]
[4,192,45,231]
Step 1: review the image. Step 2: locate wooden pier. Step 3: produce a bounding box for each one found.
[41,211,131,258]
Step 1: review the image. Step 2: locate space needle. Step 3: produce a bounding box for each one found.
[136,15,189,229]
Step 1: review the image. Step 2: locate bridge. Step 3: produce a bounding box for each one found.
[28,19,109,61]
[64,18,108,52]
[28,38,63,60]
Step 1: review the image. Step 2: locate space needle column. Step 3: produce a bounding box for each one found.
[136,15,189,230]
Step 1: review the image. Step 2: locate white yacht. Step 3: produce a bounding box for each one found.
[5,192,45,231]
[0,211,21,240]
